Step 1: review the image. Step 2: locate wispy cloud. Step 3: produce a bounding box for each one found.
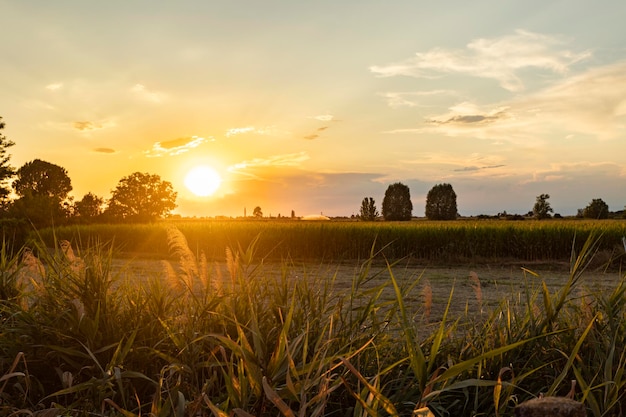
[46,83,63,91]
[303,126,330,140]
[73,121,103,131]
[93,148,116,154]
[400,152,508,178]
[453,164,505,172]
[69,120,116,132]
[371,30,591,92]
[512,61,626,140]
[310,114,335,121]
[228,152,310,173]
[131,83,167,103]
[385,60,626,143]
[427,104,510,126]
[381,90,456,108]
[225,126,281,137]
[145,135,210,157]
[522,161,626,185]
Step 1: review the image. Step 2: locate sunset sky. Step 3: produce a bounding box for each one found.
[2,1,625,218]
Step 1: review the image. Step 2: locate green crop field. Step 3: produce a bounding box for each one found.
[36,218,626,265]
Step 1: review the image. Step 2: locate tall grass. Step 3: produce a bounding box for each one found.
[1,229,626,415]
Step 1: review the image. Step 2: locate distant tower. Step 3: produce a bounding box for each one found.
[244,207,246,218]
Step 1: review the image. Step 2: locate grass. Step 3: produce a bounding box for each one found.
[1,227,626,416]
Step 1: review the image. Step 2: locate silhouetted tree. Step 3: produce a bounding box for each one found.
[359,197,379,221]
[13,159,72,201]
[583,198,609,219]
[74,192,105,221]
[0,117,15,206]
[382,182,412,221]
[425,183,457,220]
[9,159,72,226]
[533,194,553,219]
[105,172,177,222]
[253,206,263,218]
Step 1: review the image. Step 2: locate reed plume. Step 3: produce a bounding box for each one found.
[469,271,483,313]
[422,279,433,322]
[166,226,198,293]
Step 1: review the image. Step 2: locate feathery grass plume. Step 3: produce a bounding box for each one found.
[213,260,224,297]
[166,226,198,293]
[161,259,181,292]
[199,250,210,290]
[469,271,483,313]
[225,246,239,288]
[422,279,433,323]
[59,239,86,276]
[16,247,47,308]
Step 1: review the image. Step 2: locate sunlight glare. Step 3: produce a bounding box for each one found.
[184,165,222,197]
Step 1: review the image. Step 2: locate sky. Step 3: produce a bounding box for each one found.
[2,0,626,218]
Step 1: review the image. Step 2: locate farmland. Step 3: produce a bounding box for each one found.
[37,218,626,265]
[1,219,626,416]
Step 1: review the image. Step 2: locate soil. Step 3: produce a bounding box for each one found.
[109,256,624,323]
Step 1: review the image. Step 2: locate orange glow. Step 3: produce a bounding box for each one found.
[184,165,222,197]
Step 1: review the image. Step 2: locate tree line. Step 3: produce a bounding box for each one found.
[0,117,177,230]
[359,182,623,221]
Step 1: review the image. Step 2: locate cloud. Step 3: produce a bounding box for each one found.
[522,161,625,185]
[370,30,591,91]
[303,126,330,140]
[453,165,505,172]
[93,148,116,154]
[225,126,281,137]
[70,120,116,132]
[386,60,626,143]
[131,83,167,103]
[427,105,510,125]
[512,61,626,140]
[310,114,335,121]
[225,127,255,137]
[145,135,210,157]
[73,121,103,131]
[46,83,63,91]
[229,152,310,173]
[381,90,455,108]
[398,152,508,179]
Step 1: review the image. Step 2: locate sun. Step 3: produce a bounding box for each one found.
[184,165,222,197]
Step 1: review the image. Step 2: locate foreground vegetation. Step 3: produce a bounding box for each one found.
[1,227,626,416]
[33,218,626,266]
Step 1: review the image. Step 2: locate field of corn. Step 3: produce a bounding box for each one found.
[33,218,626,265]
[1,219,626,416]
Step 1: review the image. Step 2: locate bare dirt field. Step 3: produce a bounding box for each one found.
[110,256,624,323]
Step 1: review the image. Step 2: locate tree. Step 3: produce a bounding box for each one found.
[359,197,379,221]
[253,206,263,218]
[106,172,177,222]
[425,183,457,220]
[9,159,72,226]
[533,194,553,219]
[0,117,15,204]
[382,182,413,221]
[583,198,609,219]
[13,159,72,200]
[74,192,104,220]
